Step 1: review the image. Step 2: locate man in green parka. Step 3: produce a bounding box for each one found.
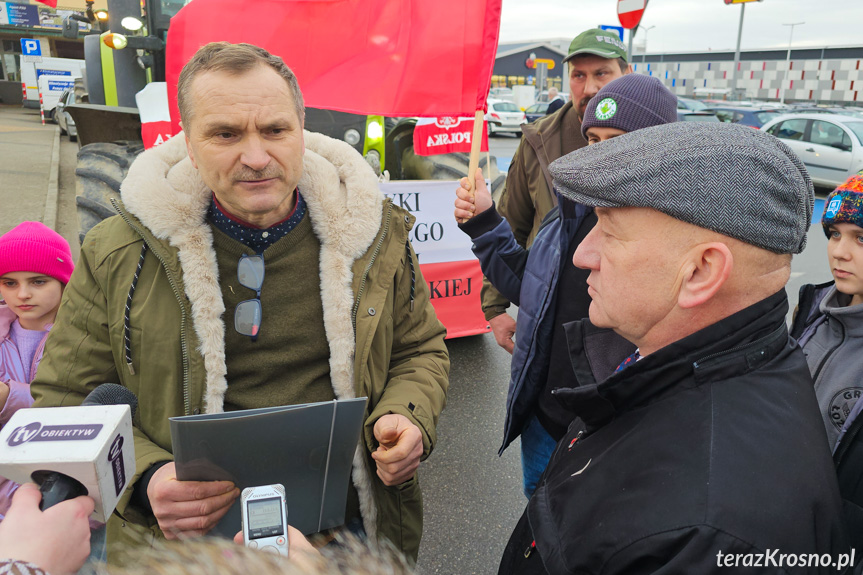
[30,42,449,563]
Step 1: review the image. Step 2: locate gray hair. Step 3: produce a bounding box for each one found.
[177,42,305,127]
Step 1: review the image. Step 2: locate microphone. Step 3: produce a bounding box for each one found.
[38,384,138,511]
[82,383,138,413]
[0,384,138,522]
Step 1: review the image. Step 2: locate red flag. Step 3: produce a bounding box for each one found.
[165,0,502,135]
[34,0,58,8]
[413,117,489,156]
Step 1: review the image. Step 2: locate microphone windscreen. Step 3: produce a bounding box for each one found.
[81,384,138,419]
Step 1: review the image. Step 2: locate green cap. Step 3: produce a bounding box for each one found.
[563,28,628,64]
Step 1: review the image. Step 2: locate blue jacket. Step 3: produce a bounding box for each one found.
[460,195,597,454]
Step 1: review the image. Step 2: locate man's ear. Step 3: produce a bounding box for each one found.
[678,242,733,309]
[182,122,198,169]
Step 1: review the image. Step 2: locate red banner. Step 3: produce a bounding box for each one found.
[141,121,173,149]
[165,0,502,135]
[420,260,489,339]
[413,117,489,156]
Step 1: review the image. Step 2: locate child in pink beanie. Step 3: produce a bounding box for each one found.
[0,221,74,521]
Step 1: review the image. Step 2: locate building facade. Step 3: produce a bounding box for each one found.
[633,46,863,104]
[492,42,567,91]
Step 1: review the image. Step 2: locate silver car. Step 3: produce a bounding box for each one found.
[761,113,863,188]
[55,88,78,142]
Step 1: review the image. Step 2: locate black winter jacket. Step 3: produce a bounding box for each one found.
[499,290,848,574]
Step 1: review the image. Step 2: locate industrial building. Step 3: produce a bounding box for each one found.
[634,45,863,104]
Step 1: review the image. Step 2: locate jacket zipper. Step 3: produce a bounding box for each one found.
[811,316,845,385]
[567,429,585,450]
[351,203,392,334]
[692,341,756,368]
[111,199,192,415]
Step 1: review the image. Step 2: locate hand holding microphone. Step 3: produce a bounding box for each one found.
[0,383,138,522]
[0,483,94,575]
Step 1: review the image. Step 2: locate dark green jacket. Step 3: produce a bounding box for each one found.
[31,131,449,562]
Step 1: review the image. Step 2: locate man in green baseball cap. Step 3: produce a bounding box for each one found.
[563,28,631,119]
[480,28,631,358]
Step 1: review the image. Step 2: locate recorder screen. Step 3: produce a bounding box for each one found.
[247,497,284,539]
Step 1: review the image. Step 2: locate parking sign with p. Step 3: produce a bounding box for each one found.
[21,39,41,56]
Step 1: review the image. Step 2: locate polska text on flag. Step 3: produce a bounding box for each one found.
[413,117,490,157]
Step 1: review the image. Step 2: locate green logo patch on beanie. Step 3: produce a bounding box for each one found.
[595,98,618,121]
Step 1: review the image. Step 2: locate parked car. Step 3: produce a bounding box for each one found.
[537,91,570,104]
[677,110,720,122]
[787,106,842,115]
[761,114,863,188]
[833,107,863,120]
[55,88,78,142]
[485,99,526,136]
[789,106,863,120]
[488,87,514,102]
[524,102,549,123]
[677,97,708,111]
[705,106,784,128]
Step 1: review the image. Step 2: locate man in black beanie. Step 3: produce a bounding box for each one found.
[454,74,678,499]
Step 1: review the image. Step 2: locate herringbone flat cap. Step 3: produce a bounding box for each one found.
[549,122,814,254]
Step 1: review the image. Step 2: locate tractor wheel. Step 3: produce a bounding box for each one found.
[75,141,144,244]
[400,148,507,203]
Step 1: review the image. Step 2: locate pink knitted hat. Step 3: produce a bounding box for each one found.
[0,222,74,284]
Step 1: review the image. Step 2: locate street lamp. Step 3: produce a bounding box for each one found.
[780,22,804,105]
[641,25,655,64]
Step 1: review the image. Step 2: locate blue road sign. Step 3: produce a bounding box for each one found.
[600,25,625,42]
[20,39,42,57]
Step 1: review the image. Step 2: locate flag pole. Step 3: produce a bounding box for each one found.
[466,108,486,203]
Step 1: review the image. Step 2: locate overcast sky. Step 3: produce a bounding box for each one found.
[500,0,862,54]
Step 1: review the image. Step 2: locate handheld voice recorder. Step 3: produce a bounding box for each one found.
[241,483,289,557]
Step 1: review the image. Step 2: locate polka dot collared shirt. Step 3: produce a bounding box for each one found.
[206,191,307,254]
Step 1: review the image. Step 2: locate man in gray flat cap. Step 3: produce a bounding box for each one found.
[498,122,850,574]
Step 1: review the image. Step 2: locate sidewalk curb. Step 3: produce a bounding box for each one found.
[43,125,60,230]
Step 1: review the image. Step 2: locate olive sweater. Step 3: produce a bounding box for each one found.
[212,216,333,412]
[212,215,361,523]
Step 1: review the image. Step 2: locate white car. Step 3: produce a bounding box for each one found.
[54,88,78,142]
[485,99,526,137]
[761,114,863,188]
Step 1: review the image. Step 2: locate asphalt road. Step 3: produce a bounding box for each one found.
[0,106,51,228]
